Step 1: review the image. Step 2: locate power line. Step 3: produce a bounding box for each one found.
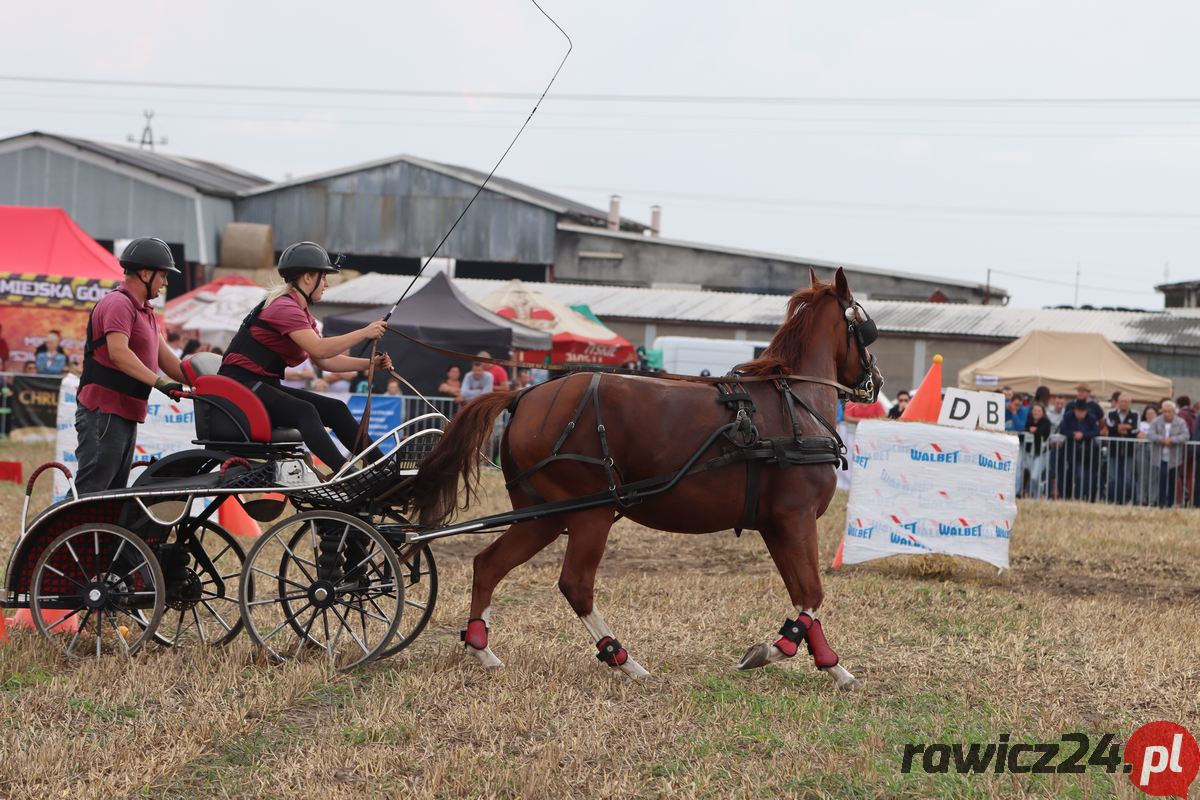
[7,104,1200,140]
[988,268,1160,295]
[2,74,1200,107]
[539,183,1200,220]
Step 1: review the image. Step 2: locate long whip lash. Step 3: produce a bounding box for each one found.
[353,0,572,452]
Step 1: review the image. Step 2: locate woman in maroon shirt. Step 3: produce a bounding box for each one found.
[219,242,390,472]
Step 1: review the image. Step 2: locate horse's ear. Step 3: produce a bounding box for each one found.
[834,267,851,300]
[809,267,819,288]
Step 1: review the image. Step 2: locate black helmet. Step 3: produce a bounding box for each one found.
[277,241,342,282]
[119,237,181,275]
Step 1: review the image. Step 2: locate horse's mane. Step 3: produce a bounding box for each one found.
[736,280,841,377]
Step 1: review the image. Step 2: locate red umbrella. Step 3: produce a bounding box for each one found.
[482,280,635,366]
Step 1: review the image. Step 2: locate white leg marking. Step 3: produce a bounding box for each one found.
[824,663,860,691]
[579,609,649,678]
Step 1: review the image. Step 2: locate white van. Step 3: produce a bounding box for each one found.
[653,336,770,377]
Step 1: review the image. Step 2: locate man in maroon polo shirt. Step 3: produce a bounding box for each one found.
[75,237,188,493]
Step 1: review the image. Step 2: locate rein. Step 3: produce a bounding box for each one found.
[381,325,870,400]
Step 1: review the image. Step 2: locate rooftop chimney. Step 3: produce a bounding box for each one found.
[607,194,621,231]
[650,205,662,237]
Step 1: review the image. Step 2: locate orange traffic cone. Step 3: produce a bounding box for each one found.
[830,538,845,570]
[901,354,944,423]
[219,497,262,538]
[8,608,80,634]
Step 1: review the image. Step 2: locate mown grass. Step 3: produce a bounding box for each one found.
[0,439,1197,799]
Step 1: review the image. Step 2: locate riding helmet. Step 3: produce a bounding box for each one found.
[119,237,181,275]
[277,241,342,282]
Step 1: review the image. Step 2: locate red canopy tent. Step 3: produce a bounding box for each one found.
[0,205,124,370]
[480,279,635,366]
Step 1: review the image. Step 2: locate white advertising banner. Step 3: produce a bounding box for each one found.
[53,374,198,500]
[842,419,1018,570]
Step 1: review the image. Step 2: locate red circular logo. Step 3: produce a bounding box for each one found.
[1125,721,1200,797]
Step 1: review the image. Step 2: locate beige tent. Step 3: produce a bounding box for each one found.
[958,330,1172,402]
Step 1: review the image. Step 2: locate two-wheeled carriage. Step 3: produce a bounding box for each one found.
[3,354,443,670]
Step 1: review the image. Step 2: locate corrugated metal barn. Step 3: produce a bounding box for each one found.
[0,131,267,278]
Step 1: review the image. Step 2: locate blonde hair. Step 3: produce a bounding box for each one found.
[264,280,294,306]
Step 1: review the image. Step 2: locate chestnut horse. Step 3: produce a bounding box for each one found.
[409,267,881,689]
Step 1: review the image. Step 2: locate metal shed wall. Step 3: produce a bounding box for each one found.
[236,161,557,264]
[0,144,227,264]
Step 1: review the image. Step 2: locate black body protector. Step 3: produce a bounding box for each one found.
[78,237,180,400]
[224,241,342,379]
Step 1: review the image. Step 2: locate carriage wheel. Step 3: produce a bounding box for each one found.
[29,523,165,658]
[374,542,438,660]
[148,519,247,648]
[239,511,403,671]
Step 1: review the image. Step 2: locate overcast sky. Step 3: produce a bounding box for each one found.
[5,1,1199,309]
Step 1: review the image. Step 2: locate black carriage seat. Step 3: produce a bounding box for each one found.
[180,354,303,448]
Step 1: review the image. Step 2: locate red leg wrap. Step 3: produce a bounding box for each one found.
[772,636,800,657]
[596,636,628,667]
[461,618,488,650]
[805,618,839,669]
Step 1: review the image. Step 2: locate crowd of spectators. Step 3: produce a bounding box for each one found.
[1000,383,1200,506]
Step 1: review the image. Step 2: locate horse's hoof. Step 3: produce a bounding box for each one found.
[737,642,772,670]
[823,664,860,691]
[467,645,504,669]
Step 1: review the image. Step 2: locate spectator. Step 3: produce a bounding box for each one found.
[437,365,462,396]
[514,368,534,391]
[1059,399,1100,501]
[1045,395,1067,428]
[1004,395,1028,433]
[321,369,355,393]
[1177,396,1197,435]
[1001,385,1013,403]
[23,360,38,374]
[34,330,67,374]
[1034,385,1051,408]
[181,338,202,359]
[385,377,403,396]
[1106,393,1139,504]
[1136,405,1159,505]
[210,346,224,356]
[844,396,886,422]
[1149,400,1190,507]
[351,371,371,394]
[0,322,9,366]
[1023,402,1052,498]
[166,330,184,359]
[1073,383,1105,422]
[283,357,316,390]
[1190,413,1200,508]
[459,361,494,403]
[887,390,911,419]
[477,351,509,392]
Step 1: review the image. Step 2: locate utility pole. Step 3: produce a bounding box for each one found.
[1074,261,1081,307]
[984,268,991,305]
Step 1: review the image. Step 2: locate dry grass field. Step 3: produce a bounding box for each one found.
[0,439,1197,799]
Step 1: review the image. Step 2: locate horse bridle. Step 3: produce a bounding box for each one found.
[839,298,880,402]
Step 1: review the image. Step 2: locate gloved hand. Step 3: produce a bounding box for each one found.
[154,378,185,399]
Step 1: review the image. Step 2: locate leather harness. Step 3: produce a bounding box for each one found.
[503,370,847,533]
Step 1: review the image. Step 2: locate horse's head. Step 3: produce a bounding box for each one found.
[822,267,883,403]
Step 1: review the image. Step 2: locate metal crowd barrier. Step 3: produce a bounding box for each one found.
[1013,432,1200,509]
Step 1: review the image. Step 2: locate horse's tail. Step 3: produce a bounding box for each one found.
[409,390,518,528]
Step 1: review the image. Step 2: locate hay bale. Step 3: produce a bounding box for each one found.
[219,223,274,270]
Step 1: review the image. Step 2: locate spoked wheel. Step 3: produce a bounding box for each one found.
[29,523,165,658]
[374,542,438,660]
[149,519,247,648]
[239,511,404,671]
